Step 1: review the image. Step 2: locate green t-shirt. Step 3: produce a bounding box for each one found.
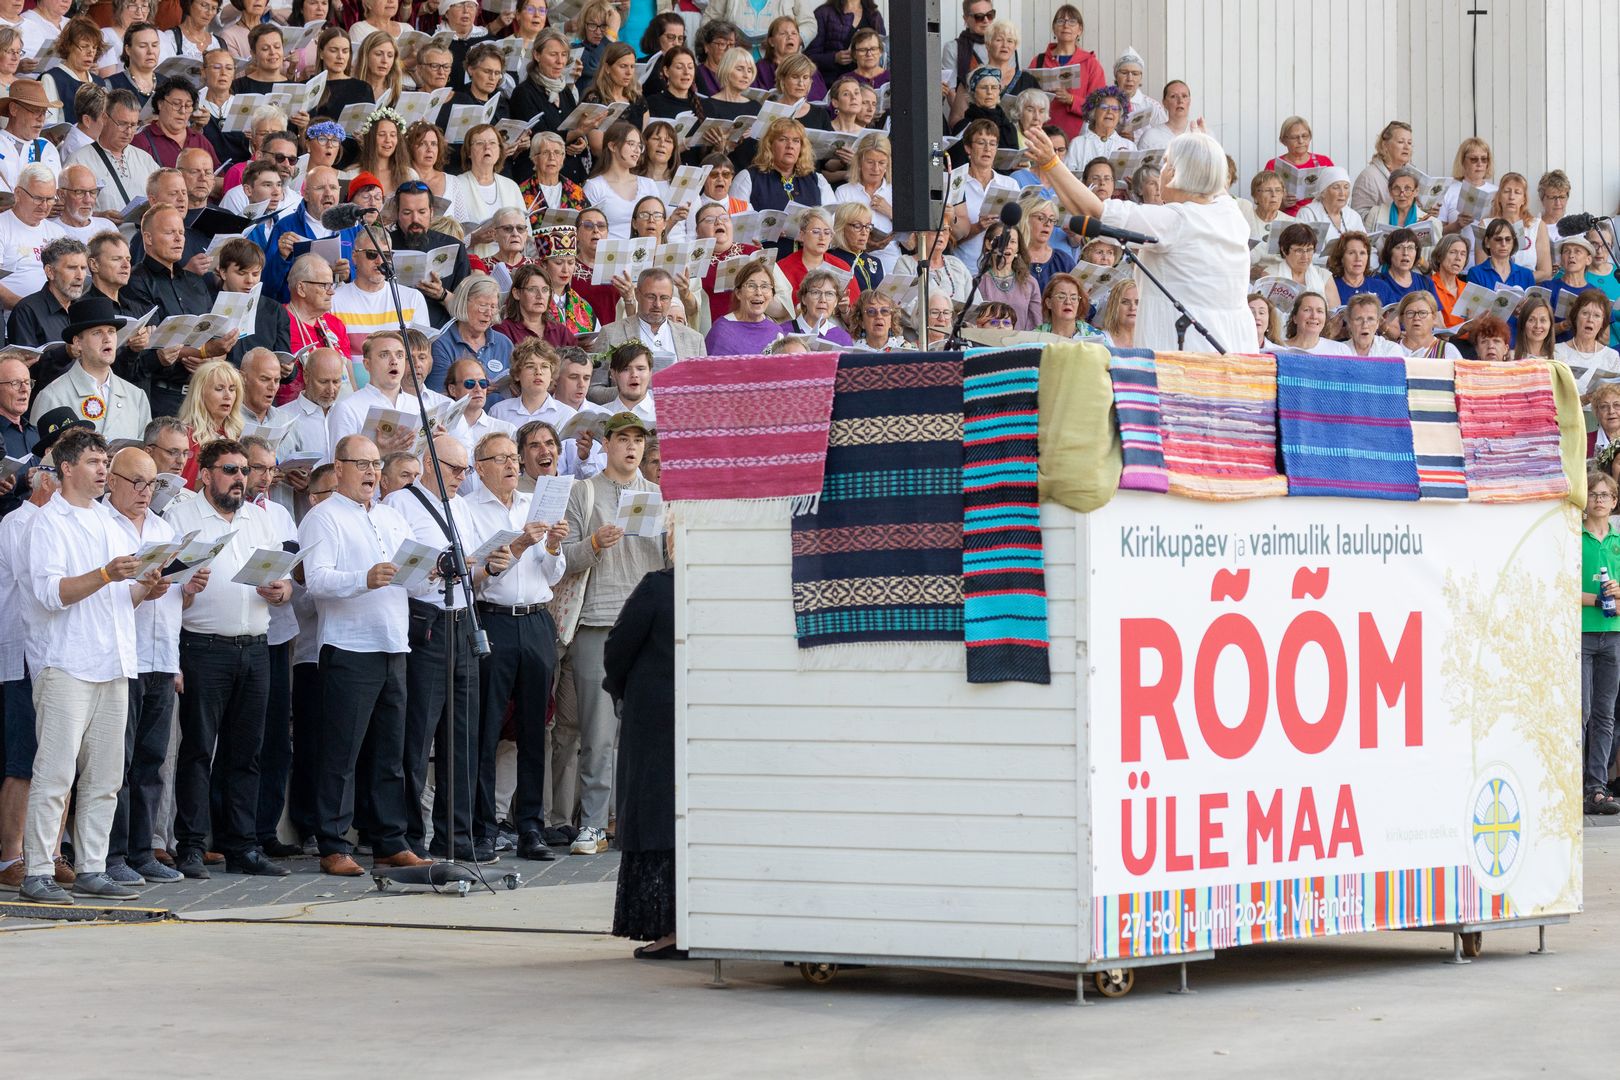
[1582,523,1620,632]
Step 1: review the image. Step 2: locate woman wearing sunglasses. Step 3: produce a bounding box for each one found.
[176,359,246,488]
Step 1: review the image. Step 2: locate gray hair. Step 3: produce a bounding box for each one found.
[1387,165,1424,192]
[287,253,332,290]
[239,435,276,457]
[143,416,188,443]
[17,162,55,191]
[635,266,675,291]
[1016,88,1050,115]
[799,206,834,233]
[241,347,280,374]
[251,104,289,133]
[1164,132,1229,198]
[532,130,566,155]
[41,237,87,269]
[446,272,500,322]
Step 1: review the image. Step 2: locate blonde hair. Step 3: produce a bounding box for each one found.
[1277,115,1311,144]
[1450,136,1493,181]
[1489,172,1533,225]
[750,117,814,178]
[356,30,403,103]
[177,359,246,443]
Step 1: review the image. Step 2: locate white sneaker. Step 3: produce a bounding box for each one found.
[570,826,607,855]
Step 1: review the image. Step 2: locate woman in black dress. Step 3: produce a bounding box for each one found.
[605,566,678,959]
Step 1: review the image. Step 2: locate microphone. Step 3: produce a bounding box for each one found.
[1558,212,1604,236]
[320,202,377,230]
[1064,214,1159,245]
[984,201,1022,269]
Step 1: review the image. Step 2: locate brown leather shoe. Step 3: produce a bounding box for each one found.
[0,859,23,888]
[374,850,431,868]
[320,853,365,876]
[53,855,76,885]
[204,851,225,866]
[153,849,176,867]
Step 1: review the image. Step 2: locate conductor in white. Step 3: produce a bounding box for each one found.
[1026,126,1254,354]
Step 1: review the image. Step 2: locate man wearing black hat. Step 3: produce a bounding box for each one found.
[29,296,153,445]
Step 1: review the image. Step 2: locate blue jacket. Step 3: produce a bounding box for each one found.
[252,201,360,303]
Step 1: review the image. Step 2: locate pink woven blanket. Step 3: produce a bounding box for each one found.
[651,353,842,502]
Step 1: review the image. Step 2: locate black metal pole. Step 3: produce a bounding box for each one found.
[1115,242,1228,355]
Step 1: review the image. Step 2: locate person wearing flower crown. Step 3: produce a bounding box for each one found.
[354,106,414,197]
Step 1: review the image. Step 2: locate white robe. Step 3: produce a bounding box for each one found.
[1099,195,1255,354]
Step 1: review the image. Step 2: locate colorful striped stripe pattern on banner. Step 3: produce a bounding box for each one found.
[961,347,1050,685]
[790,352,965,647]
[1453,359,1570,503]
[649,352,841,505]
[1153,351,1288,500]
[1090,865,1513,959]
[1404,356,1469,499]
[1275,351,1420,500]
[1107,347,1170,492]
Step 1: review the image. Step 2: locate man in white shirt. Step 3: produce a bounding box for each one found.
[382,435,491,861]
[443,358,515,497]
[102,446,186,887]
[17,427,165,904]
[51,164,106,244]
[273,347,345,510]
[68,89,161,216]
[465,430,566,862]
[948,124,1019,271]
[593,269,706,373]
[30,295,153,444]
[331,228,431,355]
[600,344,656,421]
[0,162,65,309]
[298,433,432,876]
[0,79,63,195]
[222,136,298,215]
[326,331,424,462]
[488,347,574,430]
[164,438,292,879]
[239,348,282,431]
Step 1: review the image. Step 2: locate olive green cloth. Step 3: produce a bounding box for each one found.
[1549,358,1587,510]
[1036,341,1122,512]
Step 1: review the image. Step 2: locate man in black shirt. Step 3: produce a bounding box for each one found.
[124,206,235,416]
[7,237,88,389]
[389,181,471,329]
[0,357,35,517]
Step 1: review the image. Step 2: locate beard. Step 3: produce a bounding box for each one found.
[213,484,244,513]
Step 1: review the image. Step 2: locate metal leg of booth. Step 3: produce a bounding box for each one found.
[707,959,727,988]
[1446,933,1472,965]
[1531,925,1553,955]
[1168,962,1196,995]
[1072,974,1092,1007]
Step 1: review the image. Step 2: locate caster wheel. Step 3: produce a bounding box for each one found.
[502,873,521,890]
[372,876,390,892]
[454,880,471,897]
[1460,932,1483,958]
[1093,968,1134,998]
[799,962,838,985]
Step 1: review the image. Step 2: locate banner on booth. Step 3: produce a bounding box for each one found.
[1086,493,1583,960]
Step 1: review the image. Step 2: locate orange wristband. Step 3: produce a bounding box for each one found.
[99,565,111,585]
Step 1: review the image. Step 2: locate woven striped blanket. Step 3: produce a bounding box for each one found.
[790,351,965,649]
[1154,351,1288,500]
[1108,347,1169,492]
[1404,356,1468,500]
[1275,352,1419,500]
[962,347,1050,685]
[651,352,840,507]
[1454,359,1569,503]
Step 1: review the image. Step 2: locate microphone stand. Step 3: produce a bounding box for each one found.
[1114,240,1228,354]
[359,214,492,893]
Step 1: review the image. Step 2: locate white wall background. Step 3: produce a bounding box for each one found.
[926,0,1620,214]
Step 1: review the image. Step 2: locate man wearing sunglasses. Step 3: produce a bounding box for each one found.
[102,446,186,887]
[164,438,293,880]
[442,358,515,498]
[331,230,432,357]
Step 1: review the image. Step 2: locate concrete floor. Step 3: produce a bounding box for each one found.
[7,837,1619,1078]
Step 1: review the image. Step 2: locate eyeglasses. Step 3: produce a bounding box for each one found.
[802,288,836,300]
[440,461,470,475]
[969,8,995,20]
[107,118,140,132]
[738,281,772,293]
[301,280,337,292]
[477,453,520,465]
[1052,13,1079,24]
[577,220,608,233]
[269,152,298,165]
[13,186,50,203]
[209,463,249,476]
[248,463,275,474]
[0,378,26,391]
[461,377,490,389]
[633,210,666,221]
[357,248,387,260]
[309,486,336,497]
[339,457,384,471]
[496,224,526,234]
[159,97,191,109]
[420,61,451,73]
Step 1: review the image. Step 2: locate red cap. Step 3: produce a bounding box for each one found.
[348,172,383,200]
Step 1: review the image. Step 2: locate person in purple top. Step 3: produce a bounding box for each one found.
[807,0,885,82]
[704,258,790,355]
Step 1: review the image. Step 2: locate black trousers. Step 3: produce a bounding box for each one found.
[477,608,557,839]
[315,646,409,858]
[254,642,293,846]
[176,634,269,857]
[405,601,479,855]
[108,670,177,866]
[288,661,321,842]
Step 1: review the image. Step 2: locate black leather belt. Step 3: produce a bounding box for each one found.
[477,601,549,618]
[180,631,268,647]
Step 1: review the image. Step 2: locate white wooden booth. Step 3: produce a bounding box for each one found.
[673,494,1581,998]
